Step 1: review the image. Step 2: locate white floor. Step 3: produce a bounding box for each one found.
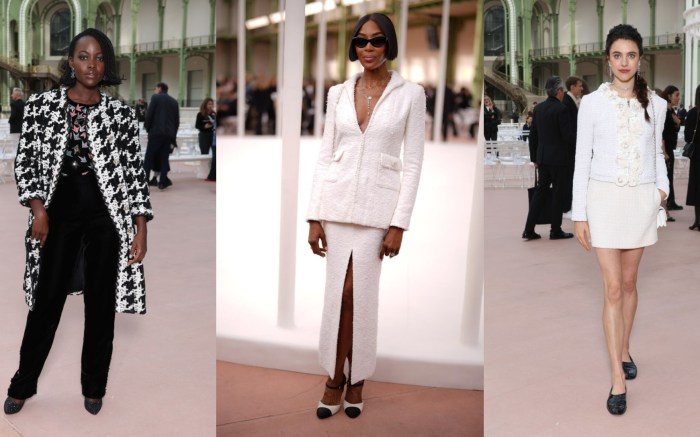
[216,136,483,389]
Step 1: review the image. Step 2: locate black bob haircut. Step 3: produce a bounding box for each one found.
[59,28,122,87]
[348,13,398,62]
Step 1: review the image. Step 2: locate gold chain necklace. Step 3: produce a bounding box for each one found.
[357,73,390,118]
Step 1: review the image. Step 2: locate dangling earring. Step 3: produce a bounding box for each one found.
[636,64,640,80]
[70,67,75,79]
[608,63,612,81]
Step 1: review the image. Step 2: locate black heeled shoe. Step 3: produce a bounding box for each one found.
[3,397,25,415]
[316,375,346,419]
[690,223,700,231]
[84,397,103,415]
[607,387,627,415]
[622,355,637,380]
[344,380,365,419]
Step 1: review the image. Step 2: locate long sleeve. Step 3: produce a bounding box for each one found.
[14,95,43,207]
[684,107,698,144]
[306,84,342,221]
[195,112,204,130]
[121,105,154,221]
[653,97,670,197]
[390,84,425,230]
[571,94,595,221]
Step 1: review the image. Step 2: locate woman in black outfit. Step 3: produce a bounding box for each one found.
[661,85,682,213]
[685,85,700,230]
[4,28,153,416]
[195,97,215,155]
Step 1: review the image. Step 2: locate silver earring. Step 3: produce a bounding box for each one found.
[608,64,612,80]
[636,65,640,80]
[70,67,75,79]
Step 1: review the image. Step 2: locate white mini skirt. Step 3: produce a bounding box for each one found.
[586,180,660,249]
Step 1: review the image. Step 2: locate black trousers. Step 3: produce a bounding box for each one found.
[198,131,213,155]
[666,151,677,206]
[144,134,172,185]
[525,164,567,233]
[8,174,120,400]
[207,145,216,181]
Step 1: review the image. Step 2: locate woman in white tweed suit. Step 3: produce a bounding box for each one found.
[306,13,425,420]
[572,24,669,415]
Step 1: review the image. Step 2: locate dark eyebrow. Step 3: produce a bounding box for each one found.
[357,31,384,37]
[611,50,638,55]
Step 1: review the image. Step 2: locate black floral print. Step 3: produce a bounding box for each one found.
[62,99,97,176]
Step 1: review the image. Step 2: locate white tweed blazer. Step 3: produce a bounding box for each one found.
[572,84,669,221]
[306,71,425,230]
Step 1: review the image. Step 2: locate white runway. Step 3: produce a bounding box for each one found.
[216,136,482,389]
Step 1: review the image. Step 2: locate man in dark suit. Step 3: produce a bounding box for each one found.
[8,88,25,134]
[561,76,584,213]
[522,76,576,240]
[144,82,180,190]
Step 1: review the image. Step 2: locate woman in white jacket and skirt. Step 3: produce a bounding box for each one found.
[572,24,669,416]
[306,13,425,419]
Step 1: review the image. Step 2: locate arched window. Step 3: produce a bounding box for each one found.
[50,8,71,56]
[484,6,505,56]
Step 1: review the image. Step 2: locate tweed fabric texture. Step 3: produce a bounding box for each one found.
[306,71,425,231]
[587,180,659,249]
[572,84,669,221]
[14,88,153,314]
[318,221,385,384]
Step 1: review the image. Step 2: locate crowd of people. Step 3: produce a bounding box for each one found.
[215,74,475,140]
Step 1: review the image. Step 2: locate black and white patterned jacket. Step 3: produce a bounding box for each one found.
[14,87,154,314]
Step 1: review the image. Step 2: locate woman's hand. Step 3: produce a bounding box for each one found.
[380,226,404,260]
[29,199,48,248]
[658,188,667,203]
[128,216,147,265]
[308,221,327,257]
[574,221,591,252]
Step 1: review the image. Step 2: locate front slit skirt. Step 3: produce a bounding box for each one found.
[318,221,385,384]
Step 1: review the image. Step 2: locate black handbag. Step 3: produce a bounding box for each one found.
[527,168,553,225]
[684,113,698,158]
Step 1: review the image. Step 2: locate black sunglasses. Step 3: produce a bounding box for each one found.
[352,36,387,48]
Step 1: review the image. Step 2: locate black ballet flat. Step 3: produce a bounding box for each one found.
[3,397,25,415]
[607,388,627,415]
[84,397,103,415]
[622,355,637,380]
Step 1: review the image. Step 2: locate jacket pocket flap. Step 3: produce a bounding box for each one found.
[332,149,344,162]
[380,153,402,171]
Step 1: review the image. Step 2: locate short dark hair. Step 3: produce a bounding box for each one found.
[565,76,582,91]
[59,28,121,87]
[348,13,398,62]
[156,82,169,93]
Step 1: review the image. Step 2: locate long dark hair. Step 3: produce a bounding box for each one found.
[605,24,649,120]
[660,85,679,106]
[199,97,214,117]
[59,28,121,87]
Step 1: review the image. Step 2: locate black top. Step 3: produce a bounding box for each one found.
[528,96,575,166]
[145,92,180,139]
[662,107,680,151]
[61,97,98,177]
[195,112,216,133]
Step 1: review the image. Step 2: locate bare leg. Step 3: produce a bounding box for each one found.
[620,249,644,362]
[596,247,644,394]
[321,256,353,405]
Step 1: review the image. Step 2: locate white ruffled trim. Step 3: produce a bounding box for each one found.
[599,82,644,187]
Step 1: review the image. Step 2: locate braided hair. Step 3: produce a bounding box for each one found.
[605,24,649,121]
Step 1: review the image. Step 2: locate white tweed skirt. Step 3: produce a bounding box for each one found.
[318,221,386,384]
[587,180,660,249]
